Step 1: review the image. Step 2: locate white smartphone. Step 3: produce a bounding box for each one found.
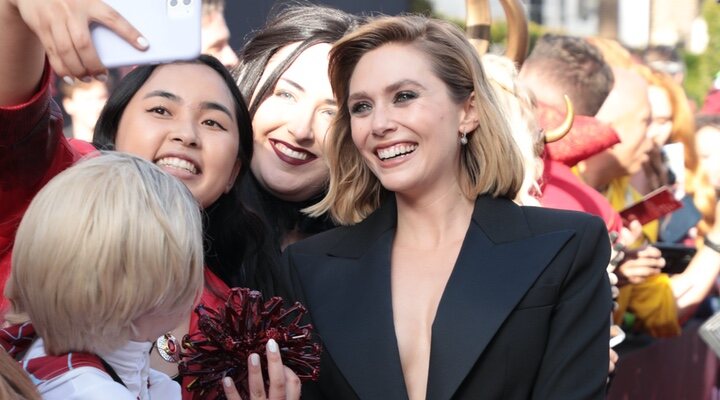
[91,0,202,68]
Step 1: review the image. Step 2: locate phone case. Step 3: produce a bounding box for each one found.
[91,0,201,68]
[654,242,697,274]
[619,186,683,227]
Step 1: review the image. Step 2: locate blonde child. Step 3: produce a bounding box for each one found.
[4,152,204,399]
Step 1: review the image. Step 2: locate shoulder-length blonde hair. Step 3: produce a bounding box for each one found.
[6,152,204,355]
[307,15,524,224]
[482,54,543,206]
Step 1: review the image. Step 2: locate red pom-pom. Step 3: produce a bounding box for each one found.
[178,288,321,399]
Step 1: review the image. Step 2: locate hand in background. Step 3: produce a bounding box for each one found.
[617,245,666,284]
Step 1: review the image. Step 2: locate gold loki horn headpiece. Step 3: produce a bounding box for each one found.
[544,95,575,143]
[465,0,529,66]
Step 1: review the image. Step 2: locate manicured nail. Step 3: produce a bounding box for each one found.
[267,339,278,353]
[223,376,233,388]
[137,36,149,49]
[95,74,108,82]
[250,353,260,366]
[608,272,618,285]
[63,76,74,86]
[80,76,92,83]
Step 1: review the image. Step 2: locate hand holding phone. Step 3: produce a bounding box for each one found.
[617,245,665,284]
[15,0,148,79]
[653,242,696,274]
[91,0,201,69]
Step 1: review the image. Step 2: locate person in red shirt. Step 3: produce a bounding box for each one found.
[518,33,623,234]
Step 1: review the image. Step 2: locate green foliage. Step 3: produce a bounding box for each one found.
[429,6,557,59]
[489,20,558,54]
[409,0,435,15]
[683,52,704,105]
[684,0,720,106]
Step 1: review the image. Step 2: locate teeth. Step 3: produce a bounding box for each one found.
[377,144,417,160]
[274,142,309,160]
[156,157,198,174]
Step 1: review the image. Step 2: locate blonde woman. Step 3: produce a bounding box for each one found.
[283,15,612,399]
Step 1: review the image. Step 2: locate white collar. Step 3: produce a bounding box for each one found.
[97,340,153,398]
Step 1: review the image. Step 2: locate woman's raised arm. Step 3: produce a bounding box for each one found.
[0,0,145,106]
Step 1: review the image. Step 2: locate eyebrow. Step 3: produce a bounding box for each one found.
[143,90,234,119]
[144,90,180,102]
[200,101,233,120]
[279,77,337,107]
[348,79,425,102]
[280,78,305,93]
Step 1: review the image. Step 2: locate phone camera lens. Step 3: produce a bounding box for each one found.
[183,0,191,4]
[170,0,178,6]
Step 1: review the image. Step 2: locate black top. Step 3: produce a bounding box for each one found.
[239,173,335,254]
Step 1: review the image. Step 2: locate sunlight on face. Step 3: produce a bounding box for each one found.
[696,126,720,190]
[347,43,468,199]
[647,85,673,147]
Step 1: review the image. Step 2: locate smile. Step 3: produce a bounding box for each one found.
[156,157,199,175]
[376,143,418,161]
[270,139,317,166]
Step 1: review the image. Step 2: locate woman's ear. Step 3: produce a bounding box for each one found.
[460,92,480,133]
[225,160,241,193]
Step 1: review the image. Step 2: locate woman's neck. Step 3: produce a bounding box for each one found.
[394,186,475,248]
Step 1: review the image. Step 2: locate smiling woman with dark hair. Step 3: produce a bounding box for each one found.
[233,4,362,251]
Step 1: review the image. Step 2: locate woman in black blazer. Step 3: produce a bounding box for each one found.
[283,15,612,399]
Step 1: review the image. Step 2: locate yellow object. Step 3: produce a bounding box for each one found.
[605,176,658,245]
[614,274,681,338]
[606,176,679,337]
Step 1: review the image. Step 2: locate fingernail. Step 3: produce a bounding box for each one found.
[267,339,278,353]
[95,74,108,82]
[63,76,74,86]
[223,376,233,388]
[250,353,260,366]
[608,272,618,285]
[80,76,92,83]
[137,36,149,49]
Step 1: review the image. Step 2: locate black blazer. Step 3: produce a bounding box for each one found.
[282,195,612,399]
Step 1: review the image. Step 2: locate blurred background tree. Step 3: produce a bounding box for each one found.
[684,0,720,106]
[409,1,553,57]
[410,0,436,15]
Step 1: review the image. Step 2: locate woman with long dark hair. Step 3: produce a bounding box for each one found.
[233,4,361,251]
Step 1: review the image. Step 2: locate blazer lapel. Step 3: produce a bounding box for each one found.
[303,196,574,400]
[426,196,575,400]
[300,199,410,399]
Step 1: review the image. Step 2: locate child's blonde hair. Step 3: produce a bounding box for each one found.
[6,152,204,355]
